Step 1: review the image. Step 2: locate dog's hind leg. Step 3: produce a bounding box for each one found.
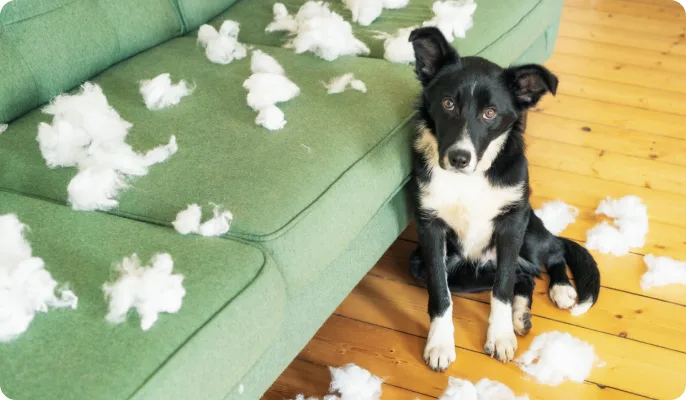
[512,272,535,336]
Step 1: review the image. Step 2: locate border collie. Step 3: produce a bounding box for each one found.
[406,27,601,371]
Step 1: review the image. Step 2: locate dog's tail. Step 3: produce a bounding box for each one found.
[559,236,601,316]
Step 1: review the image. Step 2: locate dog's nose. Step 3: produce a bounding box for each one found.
[448,149,471,169]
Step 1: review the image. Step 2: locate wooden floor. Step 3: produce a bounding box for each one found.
[265,0,686,399]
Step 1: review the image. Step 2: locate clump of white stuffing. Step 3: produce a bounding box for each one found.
[329,363,382,400]
[323,73,367,94]
[343,0,408,26]
[534,200,579,236]
[375,26,416,64]
[139,73,193,110]
[172,203,234,237]
[266,1,370,61]
[586,195,648,256]
[516,331,599,386]
[438,377,529,400]
[641,254,686,290]
[243,50,300,131]
[37,82,178,211]
[423,0,477,42]
[197,20,248,65]
[0,124,7,134]
[103,253,185,331]
[0,214,78,343]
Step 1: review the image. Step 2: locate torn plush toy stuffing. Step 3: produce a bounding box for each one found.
[516,331,600,386]
[422,0,477,42]
[266,2,370,61]
[172,204,233,237]
[37,82,177,211]
[328,363,382,400]
[534,200,579,236]
[343,0,408,26]
[375,26,416,64]
[0,124,7,134]
[197,20,248,65]
[0,214,78,343]
[103,253,185,331]
[139,73,193,110]
[641,254,686,290]
[323,73,367,94]
[586,195,648,256]
[438,377,529,400]
[244,50,300,130]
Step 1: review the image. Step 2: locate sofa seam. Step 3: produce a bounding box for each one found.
[169,0,188,33]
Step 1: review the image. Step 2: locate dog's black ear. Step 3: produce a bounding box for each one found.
[503,64,558,108]
[409,27,459,85]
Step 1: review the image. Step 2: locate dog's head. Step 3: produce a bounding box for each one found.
[410,27,558,173]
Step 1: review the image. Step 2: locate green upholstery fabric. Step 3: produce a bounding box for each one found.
[0,0,184,123]
[176,0,240,31]
[0,191,285,400]
[212,0,562,65]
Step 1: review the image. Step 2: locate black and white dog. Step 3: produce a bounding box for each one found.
[407,27,601,371]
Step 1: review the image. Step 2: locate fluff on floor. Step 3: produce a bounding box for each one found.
[289,363,382,400]
[438,377,529,400]
[103,253,185,331]
[0,214,78,343]
[641,254,686,290]
[586,195,649,256]
[37,82,178,211]
[139,73,193,110]
[244,50,300,130]
[534,200,579,236]
[516,331,599,386]
[197,20,248,65]
[323,73,367,94]
[343,0,408,26]
[266,1,370,61]
[173,204,234,237]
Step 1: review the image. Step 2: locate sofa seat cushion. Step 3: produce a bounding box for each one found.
[0,191,285,400]
[211,0,563,65]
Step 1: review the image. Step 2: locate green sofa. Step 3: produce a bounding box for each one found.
[0,0,562,398]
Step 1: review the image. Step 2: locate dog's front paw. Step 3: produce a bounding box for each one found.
[424,339,456,371]
[484,329,518,363]
[549,283,577,310]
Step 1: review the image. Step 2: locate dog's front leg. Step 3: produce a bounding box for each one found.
[485,220,526,363]
[417,218,455,371]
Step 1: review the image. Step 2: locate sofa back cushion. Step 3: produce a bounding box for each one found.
[0,0,184,123]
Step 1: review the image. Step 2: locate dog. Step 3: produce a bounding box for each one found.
[406,27,601,371]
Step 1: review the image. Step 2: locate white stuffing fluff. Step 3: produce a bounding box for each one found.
[172,204,233,237]
[139,73,193,110]
[328,363,382,400]
[641,254,686,290]
[103,253,185,331]
[266,1,370,61]
[375,26,416,64]
[0,214,78,343]
[422,0,477,42]
[516,331,599,386]
[586,195,649,256]
[197,20,248,65]
[324,73,367,94]
[172,204,203,235]
[343,0,409,27]
[0,124,7,134]
[238,383,244,394]
[438,377,529,400]
[244,50,300,130]
[534,200,579,236]
[37,82,177,211]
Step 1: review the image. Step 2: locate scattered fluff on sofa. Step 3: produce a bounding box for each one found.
[266,2,370,61]
[103,253,185,331]
[0,214,78,343]
[438,377,529,400]
[641,254,686,290]
[343,0,408,26]
[197,20,248,65]
[172,203,234,237]
[323,73,367,94]
[534,200,579,235]
[586,195,648,256]
[37,82,178,211]
[0,124,7,134]
[139,73,193,110]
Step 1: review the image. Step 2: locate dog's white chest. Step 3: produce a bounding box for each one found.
[420,169,523,260]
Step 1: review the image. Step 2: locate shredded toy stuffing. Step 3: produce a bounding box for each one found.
[641,254,686,290]
[103,253,185,331]
[422,0,477,42]
[516,331,599,386]
[266,1,370,61]
[172,204,203,235]
[344,0,382,26]
[198,205,234,237]
[375,26,416,64]
[586,195,648,256]
[197,20,248,65]
[438,377,529,400]
[238,383,244,395]
[0,124,7,134]
[534,200,579,236]
[139,73,193,110]
[37,82,177,211]
[0,214,78,343]
[324,73,367,94]
[329,363,383,400]
[244,50,300,130]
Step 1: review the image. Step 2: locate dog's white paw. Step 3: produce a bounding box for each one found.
[424,306,456,371]
[549,284,577,310]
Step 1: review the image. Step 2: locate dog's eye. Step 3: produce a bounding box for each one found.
[442,98,455,111]
[483,108,497,120]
